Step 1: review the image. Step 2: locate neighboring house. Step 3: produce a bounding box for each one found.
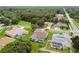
[6,28,28,39]
[54,22,62,31]
[0,16,5,19]
[0,24,4,29]
[0,37,15,48]
[0,24,4,27]
[44,22,53,30]
[31,28,48,42]
[54,27,61,32]
[51,34,72,49]
[56,14,64,21]
[54,22,63,28]
[54,22,67,29]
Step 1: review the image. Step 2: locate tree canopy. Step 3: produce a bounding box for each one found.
[0,7,64,27]
[71,36,79,53]
[0,40,32,53]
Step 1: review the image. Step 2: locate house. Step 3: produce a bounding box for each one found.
[44,22,53,30]
[0,16,5,19]
[54,22,62,31]
[0,24,4,27]
[54,22,63,28]
[54,22,67,29]
[0,24,4,29]
[0,37,15,48]
[54,27,61,32]
[6,28,28,39]
[56,14,64,21]
[51,34,72,49]
[31,28,48,42]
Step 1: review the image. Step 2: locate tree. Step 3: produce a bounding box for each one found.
[0,18,10,25]
[31,18,39,24]
[37,20,44,27]
[3,19,10,25]
[0,40,32,53]
[11,19,19,24]
[71,36,79,52]
[32,24,38,31]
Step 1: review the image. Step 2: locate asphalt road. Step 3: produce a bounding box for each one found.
[63,8,79,32]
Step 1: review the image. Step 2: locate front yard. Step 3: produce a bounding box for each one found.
[0,28,7,39]
[18,21,31,26]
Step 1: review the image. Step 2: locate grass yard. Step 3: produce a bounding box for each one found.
[0,28,7,39]
[18,21,31,26]
[21,27,33,41]
[47,32,53,40]
[22,30,48,53]
[61,48,71,53]
[52,30,64,34]
[31,32,53,53]
[45,40,71,53]
[31,42,43,53]
[31,39,48,53]
[45,41,61,52]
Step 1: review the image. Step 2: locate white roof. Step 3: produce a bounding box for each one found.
[0,24,4,26]
[52,34,72,47]
[56,14,64,17]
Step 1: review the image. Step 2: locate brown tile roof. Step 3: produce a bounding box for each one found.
[31,28,48,40]
[0,37,15,48]
[6,28,27,38]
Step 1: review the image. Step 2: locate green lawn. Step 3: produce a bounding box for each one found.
[31,42,43,53]
[22,28,49,53]
[18,21,31,26]
[31,31,53,53]
[45,41,61,52]
[21,24,33,41]
[18,20,33,41]
[47,31,53,40]
[0,28,7,38]
[61,48,71,53]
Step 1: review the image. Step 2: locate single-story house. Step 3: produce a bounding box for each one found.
[31,28,48,42]
[54,22,62,28]
[54,22,67,29]
[0,16,5,19]
[0,24,4,29]
[0,24,4,27]
[0,37,15,48]
[6,28,28,39]
[51,34,72,49]
[44,22,53,30]
[56,14,64,21]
